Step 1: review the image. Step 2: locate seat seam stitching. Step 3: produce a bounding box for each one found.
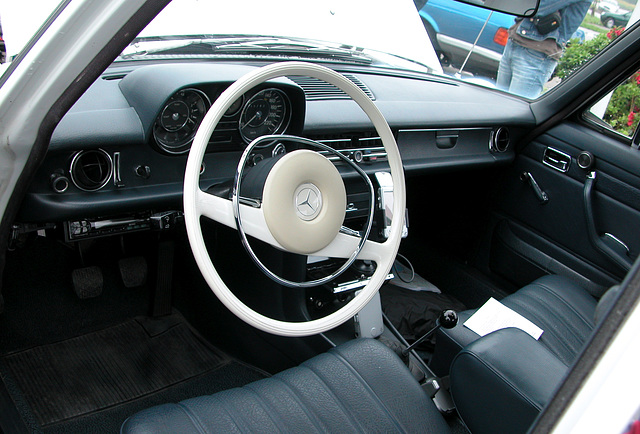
[176,402,210,434]
[330,348,407,433]
[243,384,290,432]
[271,375,328,432]
[533,282,594,328]
[518,287,594,353]
[300,364,367,432]
[215,394,253,433]
[506,297,576,362]
[523,293,590,338]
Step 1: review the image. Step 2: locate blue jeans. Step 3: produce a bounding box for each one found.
[496,40,558,99]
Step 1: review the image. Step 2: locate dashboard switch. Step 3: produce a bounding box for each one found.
[50,172,70,194]
[135,165,151,179]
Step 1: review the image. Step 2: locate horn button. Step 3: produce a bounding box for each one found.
[262,150,346,254]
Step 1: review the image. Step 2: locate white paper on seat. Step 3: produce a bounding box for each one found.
[463,297,544,340]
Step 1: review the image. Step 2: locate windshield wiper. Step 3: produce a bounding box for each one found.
[119,35,372,65]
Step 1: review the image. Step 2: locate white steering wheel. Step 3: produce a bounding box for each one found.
[184,62,405,337]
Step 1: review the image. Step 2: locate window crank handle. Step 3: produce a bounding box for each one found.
[520,171,549,204]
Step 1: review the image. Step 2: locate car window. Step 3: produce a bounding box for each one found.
[418,0,636,99]
[0,1,61,63]
[588,66,640,139]
[0,0,637,101]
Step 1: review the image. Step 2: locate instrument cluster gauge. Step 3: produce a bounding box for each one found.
[153,88,211,154]
[239,88,291,145]
[224,95,244,117]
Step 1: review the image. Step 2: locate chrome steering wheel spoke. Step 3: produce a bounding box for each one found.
[232,134,375,288]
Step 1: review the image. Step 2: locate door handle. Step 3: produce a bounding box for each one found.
[583,171,632,272]
[543,147,571,172]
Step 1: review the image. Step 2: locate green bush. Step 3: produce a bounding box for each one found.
[555,32,612,79]
[603,73,640,136]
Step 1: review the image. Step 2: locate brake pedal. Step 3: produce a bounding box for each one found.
[71,266,103,299]
[118,256,148,288]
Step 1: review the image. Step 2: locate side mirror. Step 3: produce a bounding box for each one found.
[456,0,539,18]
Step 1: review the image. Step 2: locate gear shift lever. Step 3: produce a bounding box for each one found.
[402,310,458,357]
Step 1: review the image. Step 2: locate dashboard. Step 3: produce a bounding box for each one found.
[16,60,535,241]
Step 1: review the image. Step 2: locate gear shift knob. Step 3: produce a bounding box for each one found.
[438,310,458,329]
[402,309,458,356]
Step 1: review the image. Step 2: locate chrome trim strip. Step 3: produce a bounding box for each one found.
[398,127,492,133]
[437,34,503,62]
[333,273,393,294]
[604,233,630,255]
[113,151,124,187]
[318,146,387,161]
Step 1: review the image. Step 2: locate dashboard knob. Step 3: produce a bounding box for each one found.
[251,154,264,166]
[438,310,458,329]
[135,165,151,179]
[352,150,363,163]
[577,151,594,170]
[50,172,70,193]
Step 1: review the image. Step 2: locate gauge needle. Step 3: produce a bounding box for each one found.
[241,110,262,129]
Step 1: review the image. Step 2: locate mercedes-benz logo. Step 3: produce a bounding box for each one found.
[294,183,323,221]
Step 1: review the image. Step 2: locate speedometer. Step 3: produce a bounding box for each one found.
[153,88,210,154]
[239,88,290,144]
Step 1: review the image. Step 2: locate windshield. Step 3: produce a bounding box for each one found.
[1,0,638,101]
[123,0,442,74]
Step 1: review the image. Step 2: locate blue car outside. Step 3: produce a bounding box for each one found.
[419,0,515,78]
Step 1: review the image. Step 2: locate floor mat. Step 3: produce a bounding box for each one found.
[400,245,512,309]
[3,313,229,427]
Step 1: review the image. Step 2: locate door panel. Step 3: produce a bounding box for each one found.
[490,121,640,295]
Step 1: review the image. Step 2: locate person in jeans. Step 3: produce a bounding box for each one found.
[496,0,591,98]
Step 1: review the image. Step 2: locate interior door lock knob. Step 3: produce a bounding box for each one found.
[577,151,594,170]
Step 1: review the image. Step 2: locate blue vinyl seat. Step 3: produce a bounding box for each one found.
[121,338,451,433]
[435,275,619,434]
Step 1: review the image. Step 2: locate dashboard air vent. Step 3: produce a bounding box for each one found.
[309,133,387,163]
[288,75,375,101]
[102,73,129,81]
[491,127,510,153]
[70,149,113,191]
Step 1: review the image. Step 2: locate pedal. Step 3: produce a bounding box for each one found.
[71,266,103,299]
[118,256,147,288]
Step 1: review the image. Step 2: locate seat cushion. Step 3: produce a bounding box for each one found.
[430,275,598,375]
[121,338,451,433]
